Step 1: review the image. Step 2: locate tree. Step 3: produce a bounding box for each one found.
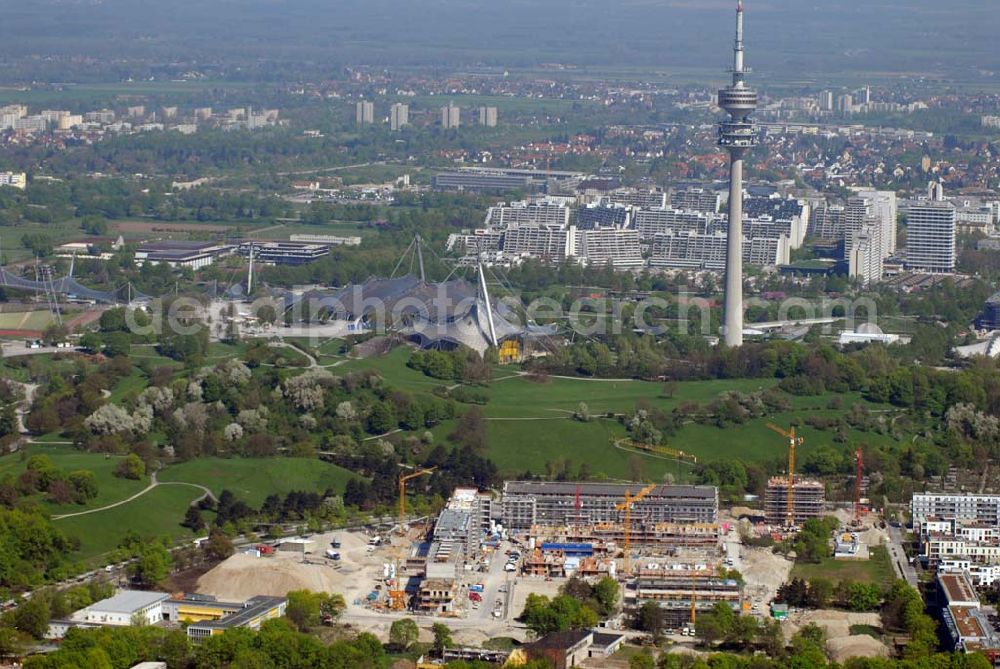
[41,322,68,346]
[629,653,655,669]
[431,622,453,655]
[634,601,665,639]
[286,590,322,631]
[0,628,28,662]
[203,529,234,561]
[389,617,419,650]
[114,454,146,480]
[593,576,619,616]
[66,470,98,503]
[10,597,50,639]
[846,581,882,612]
[182,506,205,532]
[131,543,172,587]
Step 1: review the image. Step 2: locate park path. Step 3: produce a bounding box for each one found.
[12,381,37,434]
[51,471,216,521]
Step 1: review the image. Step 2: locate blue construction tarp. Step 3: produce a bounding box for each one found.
[540,542,594,556]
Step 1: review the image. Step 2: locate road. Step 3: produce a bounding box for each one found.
[1,342,82,358]
[886,524,918,587]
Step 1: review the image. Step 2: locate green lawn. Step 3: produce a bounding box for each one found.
[0,444,148,514]
[340,347,902,477]
[790,545,895,587]
[54,484,206,561]
[157,457,359,507]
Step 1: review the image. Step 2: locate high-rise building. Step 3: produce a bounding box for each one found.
[478,106,497,127]
[855,189,898,254]
[355,101,374,125]
[819,90,834,112]
[908,201,956,273]
[441,102,460,129]
[390,103,409,131]
[836,93,854,114]
[717,0,758,347]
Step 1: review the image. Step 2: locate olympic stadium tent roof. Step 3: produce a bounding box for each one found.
[275,275,554,354]
[0,267,146,303]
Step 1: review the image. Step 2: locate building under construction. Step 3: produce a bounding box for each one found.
[502,481,718,530]
[764,477,826,526]
[625,564,742,628]
[527,521,720,553]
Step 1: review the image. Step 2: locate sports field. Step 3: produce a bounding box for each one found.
[0,310,57,332]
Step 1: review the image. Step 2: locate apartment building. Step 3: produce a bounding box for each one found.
[501,481,718,530]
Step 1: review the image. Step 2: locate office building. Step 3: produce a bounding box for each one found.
[239,240,330,265]
[501,481,718,530]
[389,103,409,130]
[72,590,169,627]
[289,233,361,246]
[434,171,532,193]
[355,101,374,125]
[174,595,287,640]
[134,241,235,269]
[441,102,460,129]
[907,201,956,273]
[479,106,498,127]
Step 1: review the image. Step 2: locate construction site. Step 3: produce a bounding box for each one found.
[192,428,865,644]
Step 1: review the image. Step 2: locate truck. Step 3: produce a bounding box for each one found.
[470,584,485,593]
[325,550,341,560]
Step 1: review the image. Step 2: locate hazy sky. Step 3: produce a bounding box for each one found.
[0,0,997,80]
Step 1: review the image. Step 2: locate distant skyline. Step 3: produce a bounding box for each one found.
[0,0,996,83]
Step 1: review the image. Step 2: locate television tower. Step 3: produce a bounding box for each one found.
[717,0,758,347]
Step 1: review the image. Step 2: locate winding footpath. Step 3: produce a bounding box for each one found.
[51,471,216,521]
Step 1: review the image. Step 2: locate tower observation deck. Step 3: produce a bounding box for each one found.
[718,0,759,347]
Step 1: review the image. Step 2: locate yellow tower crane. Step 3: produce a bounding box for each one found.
[389,467,436,611]
[398,467,437,529]
[615,483,657,577]
[767,423,803,528]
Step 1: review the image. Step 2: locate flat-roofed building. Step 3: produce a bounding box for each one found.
[501,481,718,530]
[185,596,287,640]
[912,493,1000,526]
[134,241,235,269]
[71,590,169,627]
[907,201,956,273]
[240,240,330,265]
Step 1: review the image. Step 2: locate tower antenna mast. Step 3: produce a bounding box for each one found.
[718,0,758,347]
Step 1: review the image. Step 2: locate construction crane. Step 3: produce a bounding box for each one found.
[398,467,437,531]
[388,467,437,612]
[767,424,803,528]
[615,483,657,577]
[854,447,864,523]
